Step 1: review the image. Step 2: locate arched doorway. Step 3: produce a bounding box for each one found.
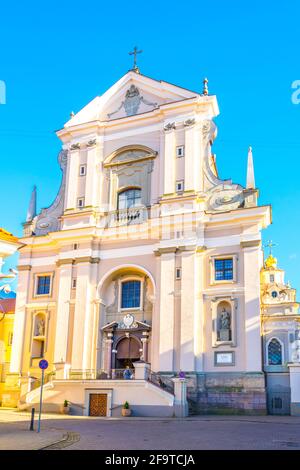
[116,336,141,369]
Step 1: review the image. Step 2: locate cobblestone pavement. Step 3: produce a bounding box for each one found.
[1,410,300,450]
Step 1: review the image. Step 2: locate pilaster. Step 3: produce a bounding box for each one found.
[65,149,79,209]
[157,248,176,371]
[179,248,196,371]
[163,126,176,195]
[243,244,262,371]
[71,261,94,370]
[10,266,31,374]
[53,262,72,363]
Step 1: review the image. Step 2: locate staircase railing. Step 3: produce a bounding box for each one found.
[147,371,175,395]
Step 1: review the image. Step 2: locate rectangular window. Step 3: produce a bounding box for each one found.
[36,275,51,295]
[73,243,78,250]
[214,258,233,281]
[176,180,184,193]
[270,274,274,283]
[121,280,141,309]
[176,146,184,157]
[72,278,77,289]
[79,165,86,176]
[176,268,181,280]
[77,197,85,208]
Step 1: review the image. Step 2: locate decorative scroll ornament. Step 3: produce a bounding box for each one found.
[107,85,158,118]
[206,185,244,212]
[87,139,96,147]
[70,143,80,150]
[33,149,68,236]
[163,122,176,131]
[184,118,195,127]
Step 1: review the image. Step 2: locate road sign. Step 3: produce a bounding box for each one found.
[39,359,48,370]
[37,359,48,432]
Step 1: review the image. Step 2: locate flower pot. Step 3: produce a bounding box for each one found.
[121,408,131,417]
[61,405,70,414]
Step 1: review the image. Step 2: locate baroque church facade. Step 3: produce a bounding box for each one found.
[7,66,300,416]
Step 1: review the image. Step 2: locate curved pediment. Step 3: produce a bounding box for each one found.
[104,145,157,168]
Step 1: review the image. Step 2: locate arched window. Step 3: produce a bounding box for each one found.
[118,188,141,210]
[268,338,283,365]
[121,280,141,309]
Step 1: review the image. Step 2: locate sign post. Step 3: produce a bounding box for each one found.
[37,359,48,433]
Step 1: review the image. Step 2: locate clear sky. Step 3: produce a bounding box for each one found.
[1,0,300,293]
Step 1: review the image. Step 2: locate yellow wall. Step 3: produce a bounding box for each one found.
[0,312,15,405]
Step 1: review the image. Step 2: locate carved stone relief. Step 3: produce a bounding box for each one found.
[107,85,158,118]
[33,149,68,235]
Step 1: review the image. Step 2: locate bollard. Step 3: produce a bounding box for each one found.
[29,407,35,431]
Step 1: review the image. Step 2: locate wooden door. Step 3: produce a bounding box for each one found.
[89,393,107,416]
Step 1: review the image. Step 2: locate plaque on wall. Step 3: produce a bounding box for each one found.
[215,351,234,366]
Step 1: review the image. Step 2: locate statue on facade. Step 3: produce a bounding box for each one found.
[37,318,45,336]
[218,307,231,341]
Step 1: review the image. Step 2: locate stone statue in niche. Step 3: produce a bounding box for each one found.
[217,307,231,342]
[36,318,45,336]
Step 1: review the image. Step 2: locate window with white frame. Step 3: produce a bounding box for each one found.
[176,180,184,193]
[210,255,237,284]
[176,146,184,157]
[121,280,141,309]
[77,197,85,208]
[176,268,181,280]
[214,258,233,281]
[36,275,51,296]
[79,164,86,176]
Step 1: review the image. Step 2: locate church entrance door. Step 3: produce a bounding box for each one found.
[89,393,107,416]
[116,336,140,369]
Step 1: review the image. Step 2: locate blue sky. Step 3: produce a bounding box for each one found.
[1,0,300,293]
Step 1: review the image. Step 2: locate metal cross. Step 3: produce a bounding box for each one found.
[129,46,143,71]
[264,240,277,255]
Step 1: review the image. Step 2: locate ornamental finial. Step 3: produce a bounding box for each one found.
[202,77,209,95]
[246,146,256,189]
[264,240,278,269]
[70,111,75,118]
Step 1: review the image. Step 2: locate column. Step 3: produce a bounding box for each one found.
[106,333,113,379]
[158,249,176,371]
[141,334,149,362]
[195,247,205,371]
[243,243,262,371]
[163,126,176,195]
[179,248,196,371]
[85,141,103,208]
[71,261,92,371]
[65,149,79,209]
[184,124,196,192]
[82,260,99,371]
[53,262,72,363]
[10,266,31,374]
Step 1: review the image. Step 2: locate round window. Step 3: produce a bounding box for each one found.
[271,291,278,298]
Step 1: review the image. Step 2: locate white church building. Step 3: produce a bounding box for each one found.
[8,65,278,416]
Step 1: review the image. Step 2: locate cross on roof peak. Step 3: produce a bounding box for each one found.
[129,46,143,73]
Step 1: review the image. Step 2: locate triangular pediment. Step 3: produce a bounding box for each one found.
[64,71,198,127]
